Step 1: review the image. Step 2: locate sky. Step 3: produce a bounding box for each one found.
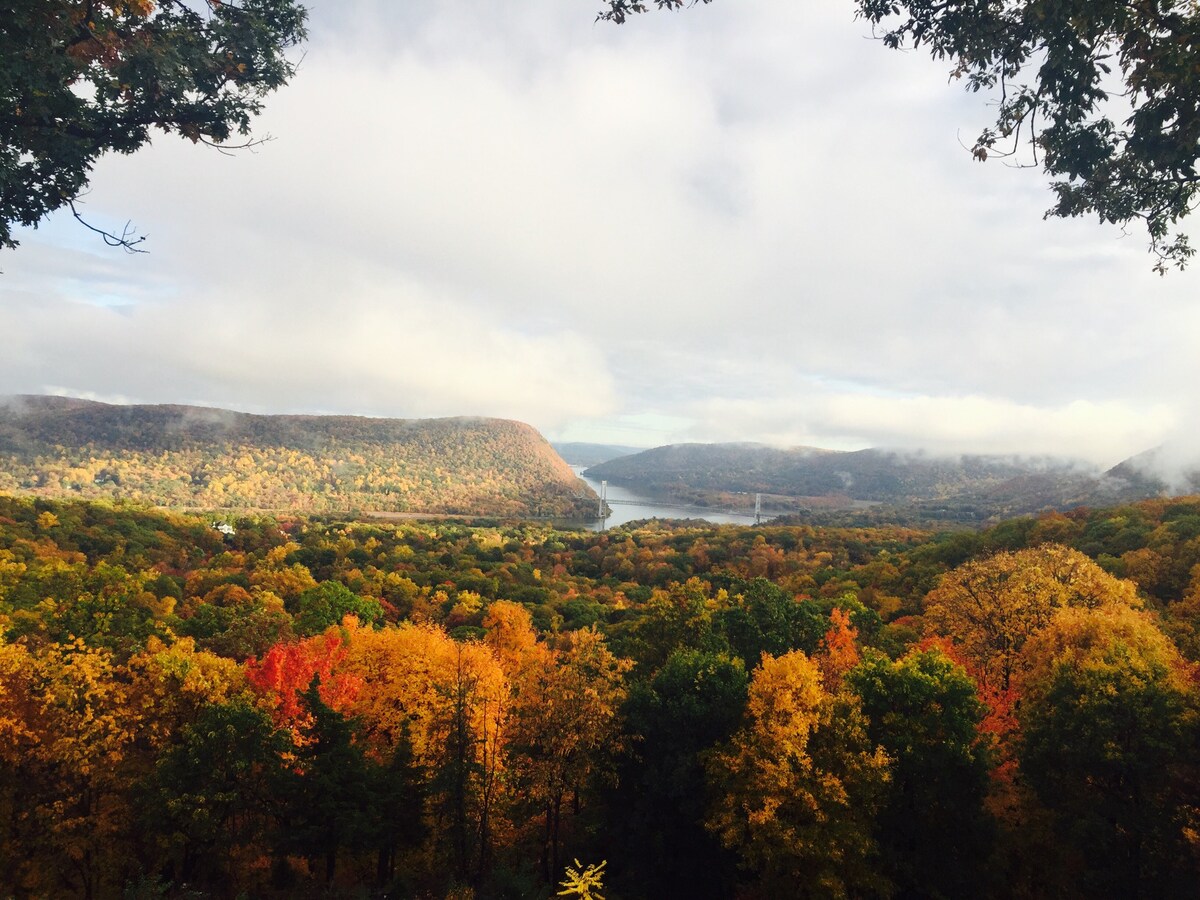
[3,0,1198,469]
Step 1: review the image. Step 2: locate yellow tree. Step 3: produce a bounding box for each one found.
[482,599,539,674]
[341,621,510,882]
[1017,605,1200,895]
[125,636,245,750]
[0,637,138,899]
[706,650,891,899]
[0,638,34,890]
[507,627,631,882]
[248,544,318,604]
[924,544,1141,691]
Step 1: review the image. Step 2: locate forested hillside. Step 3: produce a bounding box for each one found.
[2,493,1200,897]
[0,396,593,518]
[586,442,1166,523]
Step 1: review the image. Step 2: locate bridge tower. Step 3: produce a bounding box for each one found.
[754,492,762,525]
[599,480,608,522]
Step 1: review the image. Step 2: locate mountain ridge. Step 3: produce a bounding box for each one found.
[585,440,1187,523]
[0,395,593,518]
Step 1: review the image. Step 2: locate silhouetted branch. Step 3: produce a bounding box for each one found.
[68,200,148,253]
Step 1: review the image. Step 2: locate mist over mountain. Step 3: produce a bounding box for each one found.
[0,396,593,518]
[586,441,1196,523]
[1106,444,1200,497]
[551,442,645,468]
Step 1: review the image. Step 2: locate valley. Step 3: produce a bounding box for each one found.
[3,396,1200,897]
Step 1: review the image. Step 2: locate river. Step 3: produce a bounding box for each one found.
[571,466,764,531]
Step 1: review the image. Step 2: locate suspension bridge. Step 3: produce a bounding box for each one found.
[591,479,767,524]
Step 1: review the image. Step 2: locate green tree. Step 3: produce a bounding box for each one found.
[1019,605,1200,897]
[364,725,426,889]
[143,700,288,891]
[614,649,748,899]
[717,578,825,668]
[1,0,307,250]
[610,577,727,672]
[291,580,382,636]
[176,598,293,661]
[857,0,1200,271]
[848,648,994,900]
[276,675,373,884]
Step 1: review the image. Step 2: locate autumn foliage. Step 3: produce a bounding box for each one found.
[245,629,362,731]
[1,493,1200,896]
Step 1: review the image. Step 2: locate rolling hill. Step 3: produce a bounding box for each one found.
[0,395,594,517]
[585,442,1188,523]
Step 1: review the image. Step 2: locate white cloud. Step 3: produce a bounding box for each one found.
[1,0,1197,464]
[0,266,616,426]
[682,391,1177,468]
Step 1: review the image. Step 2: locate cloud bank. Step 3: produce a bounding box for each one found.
[1,0,1196,467]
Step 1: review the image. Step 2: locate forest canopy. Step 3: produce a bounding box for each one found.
[3,492,1200,896]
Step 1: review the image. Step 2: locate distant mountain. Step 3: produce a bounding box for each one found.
[1104,444,1200,497]
[585,442,1184,523]
[0,395,594,517]
[552,442,645,467]
[586,443,1066,500]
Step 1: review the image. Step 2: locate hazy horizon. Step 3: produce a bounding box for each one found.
[3,390,1177,476]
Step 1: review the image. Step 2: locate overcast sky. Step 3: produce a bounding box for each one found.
[3,0,1197,468]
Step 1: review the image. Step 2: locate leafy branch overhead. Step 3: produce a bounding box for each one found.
[0,0,307,249]
[601,0,1200,272]
[595,0,714,26]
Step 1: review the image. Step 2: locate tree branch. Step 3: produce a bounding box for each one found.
[68,200,148,253]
